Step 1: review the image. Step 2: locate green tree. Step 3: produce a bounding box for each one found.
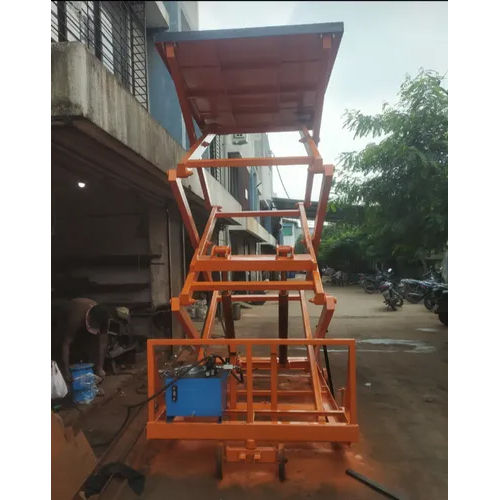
[332,69,448,268]
[294,233,306,254]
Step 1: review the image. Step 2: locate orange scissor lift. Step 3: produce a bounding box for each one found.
[146,22,359,479]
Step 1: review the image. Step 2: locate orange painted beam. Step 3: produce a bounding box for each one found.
[313,294,337,358]
[226,294,302,302]
[147,337,356,347]
[246,345,254,423]
[202,291,219,340]
[179,271,199,305]
[197,290,220,360]
[189,280,315,292]
[167,170,200,249]
[300,126,323,170]
[312,164,334,254]
[347,342,358,424]
[180,132,216,163]
[197,168,212,211]
[312,34,342,144]
[176,132,216,177]
[298,203,317,261]
[186,83,318,98]
[311,269,327,305]
[225,409,345,417]
[215,209,300,218]
[147,421,359,442]
[192,254,315,272]
[162,43,197,146]
[195,206,219,258]
[299,291,324,416]
[176,133,216,208]
[186,156,313,169]
[299,128,324,207]
[235,389,326,397]
[304,170,315,208]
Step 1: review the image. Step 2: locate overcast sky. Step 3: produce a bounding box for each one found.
[198,1,448,200]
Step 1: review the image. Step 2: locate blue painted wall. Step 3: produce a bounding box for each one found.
[147,2,200,150]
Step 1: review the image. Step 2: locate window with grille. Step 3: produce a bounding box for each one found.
[227,151,242,199]
[51,1,148,109]
[209,136,222,182]
[228,168,239,199]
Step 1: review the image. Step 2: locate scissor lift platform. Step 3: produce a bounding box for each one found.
[146,21,358,480]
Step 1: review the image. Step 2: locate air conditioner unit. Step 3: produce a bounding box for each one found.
[232,133,248,145]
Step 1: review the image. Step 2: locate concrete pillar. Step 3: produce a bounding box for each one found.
[148,208,170,308]
[168,205,184,339]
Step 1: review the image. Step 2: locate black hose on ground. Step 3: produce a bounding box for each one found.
[91,356,211,448]
[346,469,402,499]
[91,354,244,448]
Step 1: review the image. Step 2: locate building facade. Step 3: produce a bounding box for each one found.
[51,1,276,340]
[281,218,301,248]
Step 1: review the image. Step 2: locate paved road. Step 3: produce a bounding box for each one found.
[115,284,447,500]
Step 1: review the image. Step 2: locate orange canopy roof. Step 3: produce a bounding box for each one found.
[154,23,343,142]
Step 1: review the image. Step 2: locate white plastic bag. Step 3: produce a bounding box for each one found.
[51,360,68,399]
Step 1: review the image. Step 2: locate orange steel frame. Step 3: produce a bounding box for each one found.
[147,37,358,469]
[147,338,358,443]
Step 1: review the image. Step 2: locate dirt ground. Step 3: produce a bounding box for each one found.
[91,283,448,500]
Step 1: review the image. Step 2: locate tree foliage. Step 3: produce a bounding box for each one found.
[328,69,448,267]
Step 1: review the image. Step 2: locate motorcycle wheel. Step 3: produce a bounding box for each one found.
[438,311,448,326]
[406,293,423,304]
[395,297,404,307]
[424,297,435,311]
[389,300,397,311]
[363,280,377,294]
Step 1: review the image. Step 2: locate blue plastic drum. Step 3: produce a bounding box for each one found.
[70,363,97,404]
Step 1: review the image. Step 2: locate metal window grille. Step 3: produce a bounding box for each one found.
[51,1,148,109]
[228,168,239,200]
[227,152,240,200]
[209,136,222,182]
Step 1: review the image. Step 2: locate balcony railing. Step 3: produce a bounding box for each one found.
[51,1,148,109]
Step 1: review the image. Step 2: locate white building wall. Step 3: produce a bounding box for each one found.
[179,1,199,29]
[258,166,273,204]
[218,133,276,274]
[221,133,274,209]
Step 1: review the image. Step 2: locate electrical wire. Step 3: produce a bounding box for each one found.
[91,356,209,448]
[91,354,243,448]
[271,152,290,199]
[275,165,290,199]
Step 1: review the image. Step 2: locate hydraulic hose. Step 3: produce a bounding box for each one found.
[92,353,244,448]
[92,356,211,448]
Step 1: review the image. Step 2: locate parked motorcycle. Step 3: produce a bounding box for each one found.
[422,269,444,283]
[379,280,404,310]
[400,278,446,307]
[399,278,421,301]
[433,287,448,325]
[361,268,395,294]
[423,283,448,311]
